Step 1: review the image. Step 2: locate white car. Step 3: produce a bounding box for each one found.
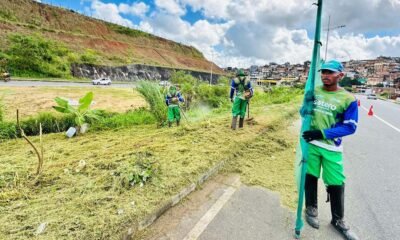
[92,77,111,85]
[159,80,170,87]
[367,94,377,100]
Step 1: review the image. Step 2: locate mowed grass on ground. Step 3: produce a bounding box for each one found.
[0,86,146,121]
[0,90,302,239]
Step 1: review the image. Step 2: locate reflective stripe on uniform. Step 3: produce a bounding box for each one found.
[343,119,358,126]
[310,140,343,152]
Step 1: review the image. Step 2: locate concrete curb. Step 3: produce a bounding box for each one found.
[9,78,130,84]
[122,160,226,239]
[10,78,89,83]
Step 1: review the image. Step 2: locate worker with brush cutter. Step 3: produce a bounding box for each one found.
[230,69,253,130]
[166,85,184,127]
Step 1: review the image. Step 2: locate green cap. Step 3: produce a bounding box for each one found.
[236,69,246,77]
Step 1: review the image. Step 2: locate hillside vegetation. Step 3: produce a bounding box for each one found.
[0,0,222,78]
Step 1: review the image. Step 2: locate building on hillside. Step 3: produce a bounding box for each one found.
[256,79,280,87]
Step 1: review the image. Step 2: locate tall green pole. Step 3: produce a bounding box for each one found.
[294,0,323,238]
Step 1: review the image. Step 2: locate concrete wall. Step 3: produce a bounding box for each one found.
[71,63,222,84]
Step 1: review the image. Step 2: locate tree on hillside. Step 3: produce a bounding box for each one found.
[339,76,352,87]
[339,76,364,87]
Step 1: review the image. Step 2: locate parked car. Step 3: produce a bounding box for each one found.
[92,77,111,85]
[159,80,170,87]
[0,72,10,82]
[367,94,377,100]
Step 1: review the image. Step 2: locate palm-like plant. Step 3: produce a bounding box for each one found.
[53,92,99,133]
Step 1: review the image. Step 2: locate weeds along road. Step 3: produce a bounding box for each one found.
[0,80,136,88]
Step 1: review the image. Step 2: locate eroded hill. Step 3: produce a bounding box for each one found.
[0,0,222,77]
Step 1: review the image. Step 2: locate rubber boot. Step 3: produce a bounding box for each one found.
[328,185,359,240]
[176,120,180,126]
[305,174,319,229]
[231,116,238,130]
[239,117,244,128]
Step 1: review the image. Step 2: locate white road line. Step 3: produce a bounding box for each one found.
[361,105,400,134]
[183,179,241,240]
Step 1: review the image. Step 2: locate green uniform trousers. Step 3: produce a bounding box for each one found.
[306,143,345,185]
[232,97,248,118]
[168,105,181,122]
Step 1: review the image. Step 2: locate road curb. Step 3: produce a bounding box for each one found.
[9,78,89,83]
[122,160,226,239]
[8,79,130,84]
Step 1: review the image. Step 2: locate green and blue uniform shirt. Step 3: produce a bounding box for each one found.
[230,78,253,100]
[309,86,358,152]
[166,92,184,107]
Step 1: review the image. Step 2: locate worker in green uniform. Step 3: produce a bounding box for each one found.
[229,69,253,129]
[165,85,184,127]
[302,60,359,240]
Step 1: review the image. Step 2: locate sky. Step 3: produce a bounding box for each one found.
[34,0,400,67]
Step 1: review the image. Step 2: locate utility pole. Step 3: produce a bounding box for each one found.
[209,52,213,86]
[324,15,346,60]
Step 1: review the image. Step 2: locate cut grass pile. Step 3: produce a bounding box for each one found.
[0,86,145,121]
[0,88,302,239]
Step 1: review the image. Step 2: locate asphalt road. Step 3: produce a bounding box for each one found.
[343,95,400,240]
[0,80,135,88]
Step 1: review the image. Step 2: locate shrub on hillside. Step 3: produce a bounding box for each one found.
[6,34,72,78]
[80,49,99,64]
[108,23,151,38]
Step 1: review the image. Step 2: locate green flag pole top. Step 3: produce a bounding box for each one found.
[294,0,323,238]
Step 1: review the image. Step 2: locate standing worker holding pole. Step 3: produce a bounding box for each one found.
[302,60,359,240]
[295,2,359,240]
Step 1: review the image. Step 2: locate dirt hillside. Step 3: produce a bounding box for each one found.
[0,0,223,73]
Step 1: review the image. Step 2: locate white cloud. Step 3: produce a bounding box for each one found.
[84,0,400,68]
[209,0,400,66]
[119,2,149,17]
[154,0,186,16]
[138,21,154,33]
[323,0,400,34]
[139,12,233,61]
[326,33,400,61]
[91,0,133,27]
[180,0,230,19]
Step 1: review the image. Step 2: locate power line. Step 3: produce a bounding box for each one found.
[323,15,346,60]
